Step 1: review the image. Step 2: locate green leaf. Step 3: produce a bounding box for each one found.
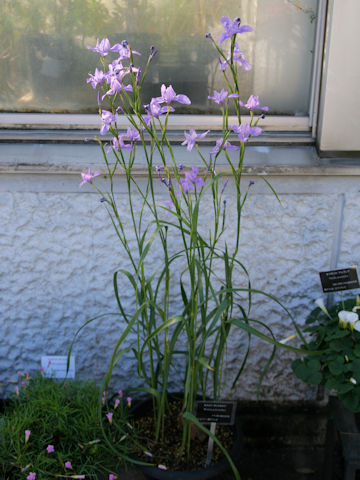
[292,360,311,382]
[326,378,341,390]
[307,372,323,385]
[329,338,351,352]
[307,359,322,372]
[198,357,214,371]
[339,390,360,412]
[349,359,360,376]
[354,344,360,358]
[326,329,350,340]
[182,412,240,480]
[336,382,354,395]
[137,226,161,272]
[329,360,345,376]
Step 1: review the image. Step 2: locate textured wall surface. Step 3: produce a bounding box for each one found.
[1,159,359,402]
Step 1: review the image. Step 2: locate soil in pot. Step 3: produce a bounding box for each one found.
[133,397,238,472]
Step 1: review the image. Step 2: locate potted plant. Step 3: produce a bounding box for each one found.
[292,297,360,413]
[71,15,308,479]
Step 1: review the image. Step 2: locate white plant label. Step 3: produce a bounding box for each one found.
[41,355,75,379]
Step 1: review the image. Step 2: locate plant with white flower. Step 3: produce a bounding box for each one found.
[292,297,360,412]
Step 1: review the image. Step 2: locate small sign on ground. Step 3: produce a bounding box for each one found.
[41,355,75,379]
[195,400,236,425]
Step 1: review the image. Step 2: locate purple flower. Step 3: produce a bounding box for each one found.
[65,461,72,469]
[110,40,141,59]
[144,98,166,123]
[219,17,253,44]
[239,95,269,112]
[118,135,133,151]
[156,84,191,106]
[145,451,153,457]
[87,38,111,57]
[114,398,120,409]
[231,123,262,143]
[118,390,123,397]
[164,199,174,211]
[79,168,101,188]
[221,178,229,194]
[219,43,251,71]
[232,43,252,70]
[127,397,132,407]
[109,475,116,480]
[86,68,105,89]
[100,110,117,135]
[46,444,54,453]
[26,473,36,480]
[218,57,228,71]
[208,89,238,106]
[181,166,205,193]
[25,430,31,444]
[106,412,113,424]
[181,129,209,151]
[103,76,133,99]
[210,139,240,155]
[158,465,167,470]
[126,127,141,142]
[219,42,251,71]
[149,45,158,60]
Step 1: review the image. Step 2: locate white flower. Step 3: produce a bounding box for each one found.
[354,322,360,333]
[350,377,357,385]
[338,310,359,328]
[315,298,328,314]
[279,333,297,345]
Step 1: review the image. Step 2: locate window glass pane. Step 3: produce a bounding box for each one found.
[0,0,318,115]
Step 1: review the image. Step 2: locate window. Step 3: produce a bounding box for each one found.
[1,0,320,120]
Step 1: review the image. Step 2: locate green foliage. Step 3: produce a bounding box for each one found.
[292,298,360,412]
[0,372,132,479]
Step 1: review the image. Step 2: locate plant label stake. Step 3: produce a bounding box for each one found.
[205,422,216,467]
[195,401,237,425]
[319,267,359,293]
[195,401,237,467]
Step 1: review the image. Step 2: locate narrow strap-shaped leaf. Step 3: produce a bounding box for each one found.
[260,176,282,204]
[137,225,161,273]
[67,313,120,373]
[249,318,277,398]
[113,271,130,323]
[220,287,307,345]
[139,315,183,364]
[230,318,321,355]
[103,303,148,391]
[231,312,251,388]
[182,412,241,480]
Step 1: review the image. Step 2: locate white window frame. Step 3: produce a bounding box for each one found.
[0,0,328,145]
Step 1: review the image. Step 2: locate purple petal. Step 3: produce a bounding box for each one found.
[239,25,253,33]
[218,32,229,44]
[175,94,191,105]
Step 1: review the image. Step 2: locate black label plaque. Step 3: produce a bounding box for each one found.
[319,267,360,293]
[195,401,236,425]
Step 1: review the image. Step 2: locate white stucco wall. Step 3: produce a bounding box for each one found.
[1,144,360,402]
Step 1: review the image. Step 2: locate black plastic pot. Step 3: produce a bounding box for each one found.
[131,395,242,480]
